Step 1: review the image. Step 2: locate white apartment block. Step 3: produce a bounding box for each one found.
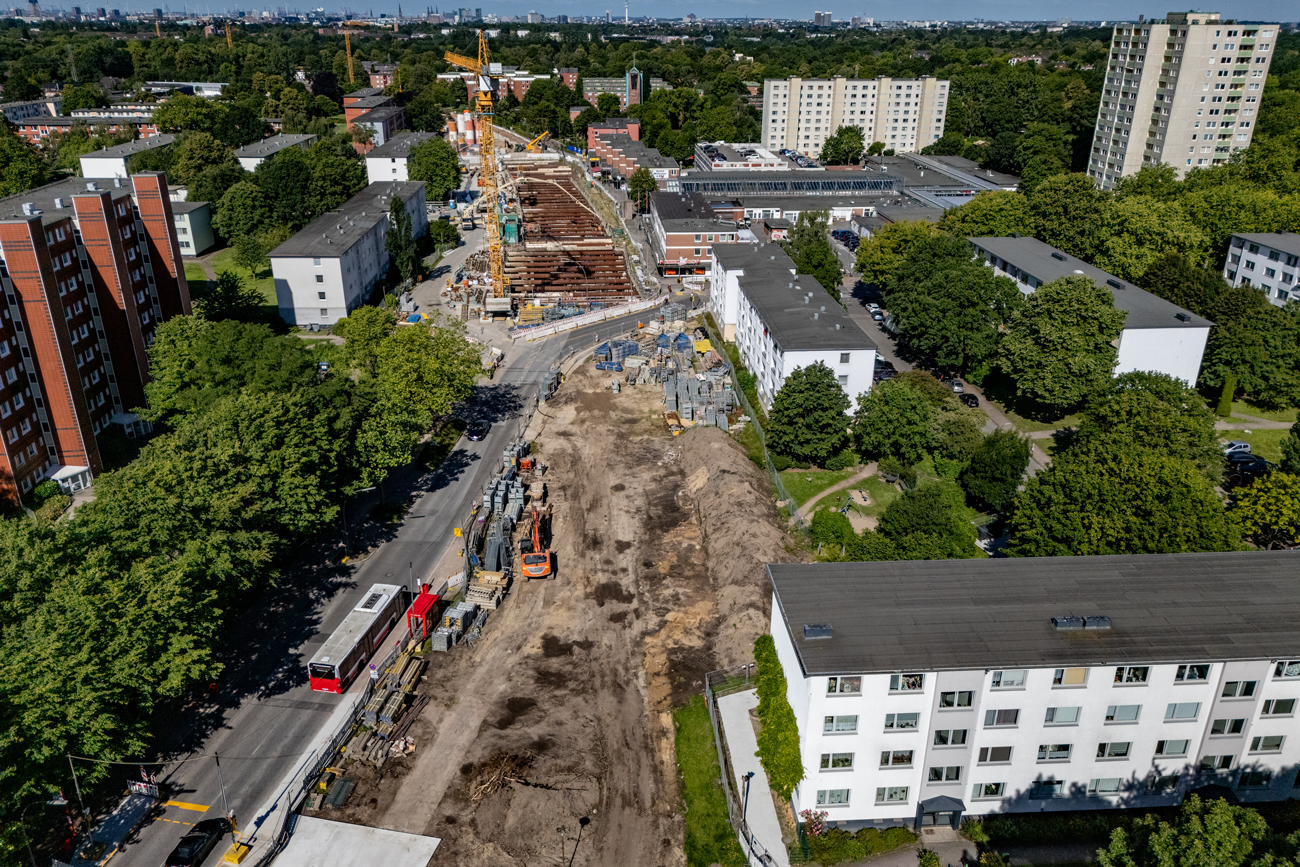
[365,131,440,185]
[1087,11,1278,190]
[769,552,1300,830]
[761,76,949,157]
[270,182,428,327]
[711,243,875,408]
[1224,233,1300,307]
[969,236,1211,387]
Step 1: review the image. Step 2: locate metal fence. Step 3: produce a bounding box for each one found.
[697,321,808,536]
[703,666,781,867]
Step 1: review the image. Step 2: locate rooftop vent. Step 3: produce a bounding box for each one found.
[835,323,841,330]
[1175,312,1190,322]
[21,202,35,215]
[803,623,833,640]
[113,178,122,188]
[1085,616,1112,630]
[54,198,65,209]
[86,182,98,191]
[1106,278,1125,290]
[1051,251,1067,261]
[813,312,819,319]
[1073,269,1084,275]
[1052,616,1085,631]
[1010,232,1020,238]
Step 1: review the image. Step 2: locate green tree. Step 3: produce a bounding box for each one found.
[0,128,46,197]
[408,137,462,204]
[1282,420,1300,476]
[1096,796,1266,867]
[308,148,368,214]
[335,306,397,374]
[595,92,622,116]
[213,180,272,240]
[189,161,247,216]
[855,220,942,288]
[960,430,1032,513]
[627,166,657,211]
[1007,442,1240,557]
[1093,196,1208,284]
[1026,172,1110,260]
[192,270,265,323]
[1201,286,1300,410]
[151,93,227,136]
[999,275,1127,414]
[851,379,935,465]
[374,319,481,420]
[232,233,270,278]
[819,125,864,165]
[1114,163,1182,201]
[385,197,418,284]
[253,147,315,229]
[174,132,233,186]
[783,212,843,302]
[921,129,966,156]
[937,190,1034,238]
[878,480,978,559]
[765,362,851,466]
[429,219,460,247]
[1233,473,1300,550]
[1139,251,1226,319]
[60,83,109,113]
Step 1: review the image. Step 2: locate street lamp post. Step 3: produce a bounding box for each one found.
[742,771,756,860]
[22,796,68,867]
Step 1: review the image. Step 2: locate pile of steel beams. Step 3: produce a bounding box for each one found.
[504,164,637,306]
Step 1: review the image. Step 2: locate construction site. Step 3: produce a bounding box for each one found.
[294,316,801,865]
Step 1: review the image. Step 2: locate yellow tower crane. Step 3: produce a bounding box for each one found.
[226,22,233,50]
[445,31,510,313]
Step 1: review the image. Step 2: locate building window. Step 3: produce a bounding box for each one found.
[991,670,1027,689]
[933,729,967,746]
[939,690,972,708]
[837,375,848,386]
[320,308,329,316]
[1166,702,1201,720]
[1088,777,1123,794]
[1147,773,1180,792]
[1240,770,1273,787]
[821,752,854,770]
[1029,779,1065,799]
[1176,664,1211,682]
[1251,736,1284,753]
[984,709,1019,727]
[1222,681,1257,698]
[823,715,857,733]
[874,786,907,804]
[313,257,322,266]
[880,750,914,767]
[1262,699,1295,716]
[817,788,851,806]
[972,782,1005,799]
[1156,739,1189,757]
[928,766,962,783]
[1199,755,1234,771]
[978,746,1012,763]
[1106,705,1141,723]
[827,676,861,695]
[316,275,324,283]
[890,674,923,692]
[1115,666,1150,684]
[1045,707,1080,725]
[1211,718,1246,735]
[884,713,919,730]
[839,352,850,363]
[318,292,326,300]
[1097,742,1131,758]
[1054,668,1087,686]
[1274,661,1300,678]
[1038,743,1072,761]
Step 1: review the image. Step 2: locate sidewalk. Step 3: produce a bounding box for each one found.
[717,689,791,867]
[848,826,975,867]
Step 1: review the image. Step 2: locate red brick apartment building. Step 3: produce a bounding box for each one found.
[647,190,739,276]
[0,172,191,504]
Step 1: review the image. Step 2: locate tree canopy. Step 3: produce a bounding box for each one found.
[407,137,462,204]
[765,362,851,466]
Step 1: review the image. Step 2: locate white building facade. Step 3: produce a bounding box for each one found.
[1224,232,1300,307]
[1087,12,1278,190]
[761,76,949,157]
[271,182,428,327]
[768,553,1300,830]
[364,131,440,185]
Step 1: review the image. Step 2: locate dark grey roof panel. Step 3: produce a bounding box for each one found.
[1234,232,1300,259]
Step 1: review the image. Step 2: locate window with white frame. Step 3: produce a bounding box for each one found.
[1088,777,1122,794]
[820,752,854,769]
[939,691,972,708]
[827,676,861,695]
[1251,735,1284,753]
[1054,668,1088,686]
[1166,702,1201,720]
[1106,705,1141,723]
[991,670,1027,689]
[1156,739,1190,757]
[1211,718,1245,735]
[1029,779,1065,798]
[874,786,907,803]
[1240,770,1273,787]
[1045,707,1080,725]
[1176,664,1211,682]
[890,674,924,692]
[884,713,919,730]
[978,746,1012,763]
[928,766,962,782]
[1038,743,1072,761]
[1097,742,1131,758]
[817,788,851,806]
[1274,661,1300,678]
[1199,754,1234,771]
[880,750,913,767]
[1115,666,1150,683]
[1147,773,1180,792]
[984,709,1019,727]
[823,715,858,732]
[1222,681,1258,698]
[1262,699,1295,716]
[933,729,967,746]
[972,782,1005,799]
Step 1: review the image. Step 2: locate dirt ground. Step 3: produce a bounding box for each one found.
[303,357,801,865]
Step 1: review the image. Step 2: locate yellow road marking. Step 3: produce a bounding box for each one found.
[163,800,209,812]
[160,818,195,826]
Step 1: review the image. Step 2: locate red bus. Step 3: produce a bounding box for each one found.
[308,583,405,693]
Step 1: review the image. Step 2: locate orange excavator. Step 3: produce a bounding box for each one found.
[520,504,552,578]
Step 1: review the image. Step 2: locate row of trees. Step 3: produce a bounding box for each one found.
[0,303,481,842]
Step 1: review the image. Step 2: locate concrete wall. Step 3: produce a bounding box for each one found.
[1115,326,1209,388]
[79,155,129,179]
[366,155,410,184]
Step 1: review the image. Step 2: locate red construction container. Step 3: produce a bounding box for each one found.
[407,591,441,640]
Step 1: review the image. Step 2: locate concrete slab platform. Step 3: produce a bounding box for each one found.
[272,816,439,867]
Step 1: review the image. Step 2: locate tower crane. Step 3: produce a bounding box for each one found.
[445,31,511,313]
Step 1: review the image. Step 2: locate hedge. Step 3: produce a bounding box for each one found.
[753,635,804,799]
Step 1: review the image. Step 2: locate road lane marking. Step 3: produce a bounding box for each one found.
[163,800,209,812]
[160,818,195,826]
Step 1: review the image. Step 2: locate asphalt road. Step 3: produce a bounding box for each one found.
[115,310,648,867]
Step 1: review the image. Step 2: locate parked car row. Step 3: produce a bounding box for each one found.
[873,357,896,382]
[831,229,860,252]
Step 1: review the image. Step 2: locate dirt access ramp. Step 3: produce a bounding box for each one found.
[326,360,799,866]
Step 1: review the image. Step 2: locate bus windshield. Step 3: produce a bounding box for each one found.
[309,663,337,680]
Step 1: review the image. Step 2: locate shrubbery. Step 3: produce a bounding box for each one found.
[801,822,917,867]
[753,635,803,799]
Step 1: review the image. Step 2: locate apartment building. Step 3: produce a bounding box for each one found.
[647,191,737,276]
[344,94,395,127]
[270,182,427,327]
[13,116,160,144]
[768,552,1300,829]
[694,142,816,172]
[711,243,876,406]
[79,135,176,180]
[580,66,670,110]
[0,97,62,124]
[171,202,215,257]
[1223,232,1299,307]
[761,76,950,157]
[365,131,440,184]
[1087,11,1278,190]
[969,236,1211,386]
[232,134,318,171]
[351,107,407,150]
[143,81,226,98]
[587,133,679,192]
[0,172,192,504]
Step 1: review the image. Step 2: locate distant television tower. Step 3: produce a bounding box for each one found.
[623,0,627,23]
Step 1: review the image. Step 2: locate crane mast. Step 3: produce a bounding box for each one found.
[446,31,509,312]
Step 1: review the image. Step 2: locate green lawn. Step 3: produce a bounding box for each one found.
[998,404,1082,434]
[1229,400,1298,424]
[808,472,900,517]
[780,468,861,508]
[208,247,276,304]
[1223,428,1288,464]
[183,262,210,288]
[673,695,746,867]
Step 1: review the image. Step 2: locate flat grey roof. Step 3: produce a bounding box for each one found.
[734,194,892,213]
[232,134,317,159]
[715,242,876,352]
[354,106,405,124]
[970,236,1212,330]
[925,154,1021,188]
[270,181,425,260]
[79,134,176,158]
[365,131,439,160]
[0,175,133,220]
[1234,232,1300,259]
[877,204,943,224]
[349,95,393,111]
[171,200,209,214]
[770,551,1300,677]
[682,170,905,196]
[345,87,385,99]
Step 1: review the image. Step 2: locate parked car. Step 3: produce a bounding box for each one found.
[466,420,491,441]
[874,357,894,369]
[867,302,882,313]
[1221,440,1252,455]
[871,310,885,321]
[960,393,980,408]
[950,379,965,393]
[165,819,231,867]
[873,369,897,382]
